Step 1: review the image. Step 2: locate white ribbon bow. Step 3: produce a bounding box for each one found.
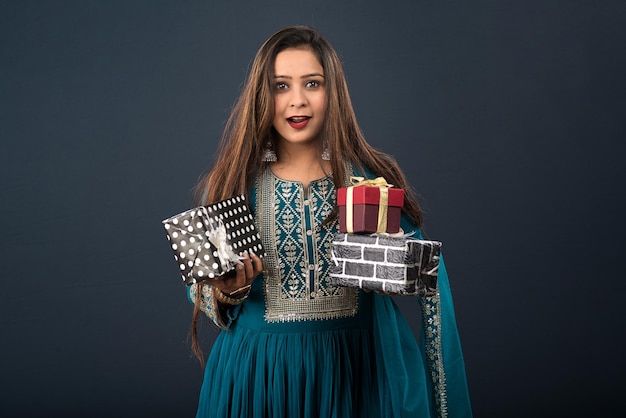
[206,219,241,270]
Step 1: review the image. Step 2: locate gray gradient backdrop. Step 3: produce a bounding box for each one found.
[1,1,625,417]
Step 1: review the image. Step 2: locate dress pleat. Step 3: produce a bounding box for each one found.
[196,323,385,418]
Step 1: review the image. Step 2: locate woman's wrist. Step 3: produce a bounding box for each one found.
[214,284,252,306]
[225,284,252,297]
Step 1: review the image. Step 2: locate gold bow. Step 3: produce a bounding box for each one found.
[350,176,394,188]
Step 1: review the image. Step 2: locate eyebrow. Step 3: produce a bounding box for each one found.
[273,73,325,79]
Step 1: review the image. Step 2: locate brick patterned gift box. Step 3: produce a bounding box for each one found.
[337,177,404,234]
[330,233,441,296]
[162,195,265,285]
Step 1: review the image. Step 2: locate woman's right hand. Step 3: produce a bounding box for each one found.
[208,250,263,296]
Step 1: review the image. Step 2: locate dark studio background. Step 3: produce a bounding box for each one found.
[1,1,625,416]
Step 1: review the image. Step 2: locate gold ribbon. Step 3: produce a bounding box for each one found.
[346,177,392,233]
[346,188,355,233]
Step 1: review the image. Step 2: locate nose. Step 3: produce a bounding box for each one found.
[289,86,307,108]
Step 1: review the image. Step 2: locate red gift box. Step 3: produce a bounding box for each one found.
[337,177,404,234]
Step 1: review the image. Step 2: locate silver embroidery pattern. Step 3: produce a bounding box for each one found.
[421,292,448,417]
[258,167,359,322]
[189,283,227,329]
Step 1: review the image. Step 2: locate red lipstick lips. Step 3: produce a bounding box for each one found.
[287,116,311,129]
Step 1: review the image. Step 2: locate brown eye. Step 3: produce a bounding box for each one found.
[306,80,320,88]
[275,82,288,90]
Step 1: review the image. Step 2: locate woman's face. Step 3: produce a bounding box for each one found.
[272,47,327,148]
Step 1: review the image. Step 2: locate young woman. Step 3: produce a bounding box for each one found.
[188,25,472,418]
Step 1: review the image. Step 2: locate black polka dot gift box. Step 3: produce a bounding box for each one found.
[330,233,441,296]
[162,195,265,285]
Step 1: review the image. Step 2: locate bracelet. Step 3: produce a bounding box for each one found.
[214,285,251,306]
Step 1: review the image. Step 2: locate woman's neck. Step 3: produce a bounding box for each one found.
[271,141,331,189]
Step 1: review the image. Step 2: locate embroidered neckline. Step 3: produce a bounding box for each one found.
[266,165,333,188]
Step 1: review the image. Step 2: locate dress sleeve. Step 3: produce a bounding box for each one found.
[186,283,243,330]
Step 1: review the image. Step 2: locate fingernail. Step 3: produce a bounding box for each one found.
[237,264,244,270]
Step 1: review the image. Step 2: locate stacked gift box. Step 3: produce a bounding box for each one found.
[330,177,441,296]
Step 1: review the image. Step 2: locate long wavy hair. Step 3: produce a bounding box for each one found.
[191,25,424,364]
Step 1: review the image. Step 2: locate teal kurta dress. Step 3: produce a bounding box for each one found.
[188,166,472,417]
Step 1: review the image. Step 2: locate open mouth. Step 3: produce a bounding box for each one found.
[287,116,311,129]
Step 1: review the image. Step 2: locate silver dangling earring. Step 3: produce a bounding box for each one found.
[321,141,331,161]
[262,141,277,162]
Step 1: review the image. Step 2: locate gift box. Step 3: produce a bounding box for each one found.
[162,195,265,285]
[330,233,441,296]
[337,177,404,234]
